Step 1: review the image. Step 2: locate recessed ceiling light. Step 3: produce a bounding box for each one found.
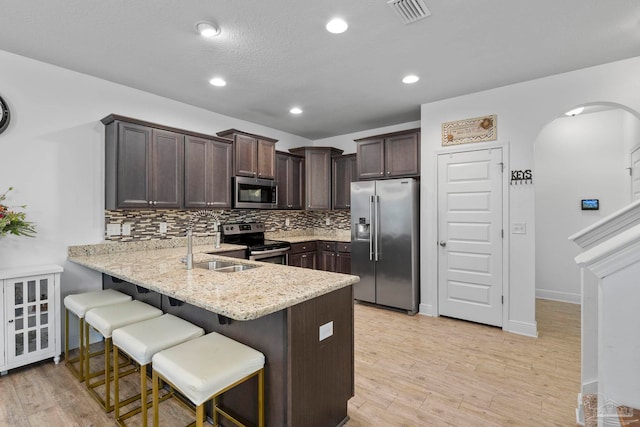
[326,18,348,34]
[196,22,221,38]
[209,77,226,87]
[290,107,303,115]
[565,107,584,117]
[402,75,420,84]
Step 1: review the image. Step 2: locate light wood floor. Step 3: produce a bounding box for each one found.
[346,299,580,427]
[0,299,580,426]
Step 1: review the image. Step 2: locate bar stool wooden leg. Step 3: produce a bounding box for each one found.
[258,368,265,427]
[152,370,159,427]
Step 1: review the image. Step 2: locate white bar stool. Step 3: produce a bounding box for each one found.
[63,289,132,381]
[112,314,204,427]
[85,300,163,412]
[151,332,265,427]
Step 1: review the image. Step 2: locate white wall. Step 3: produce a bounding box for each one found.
[535,109,634,303]
[313,120,421,153]
[420,56,640,336]
[0,50,312,298]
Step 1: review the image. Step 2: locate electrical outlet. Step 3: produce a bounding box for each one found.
[106,223,121,236]
[122,223,132,236]
[285,217,290,227]
[319,321,334,341]
[159,222,168,234]
[325,216,331,226]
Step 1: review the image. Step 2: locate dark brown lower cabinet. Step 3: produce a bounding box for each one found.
[318,241,337,271]
[288,241,317,269]
[336,242,352,274]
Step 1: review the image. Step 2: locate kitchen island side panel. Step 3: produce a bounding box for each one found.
[288,285,355,427]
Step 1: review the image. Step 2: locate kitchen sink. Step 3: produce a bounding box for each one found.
[194,260,259,273]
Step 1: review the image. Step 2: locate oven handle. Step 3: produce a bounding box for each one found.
[249,247,291,256]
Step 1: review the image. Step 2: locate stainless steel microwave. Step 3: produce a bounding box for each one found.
[234,177,278,209]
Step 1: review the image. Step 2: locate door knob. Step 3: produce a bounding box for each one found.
[439,241,447,247]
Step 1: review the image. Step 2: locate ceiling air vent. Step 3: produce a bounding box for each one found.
[387,0,431,24]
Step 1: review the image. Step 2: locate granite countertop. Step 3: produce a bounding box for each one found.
[68,242,359,321]
[265,231,351,243]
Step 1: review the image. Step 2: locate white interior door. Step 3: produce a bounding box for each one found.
[631,146,640,201]
[438,148,504,327]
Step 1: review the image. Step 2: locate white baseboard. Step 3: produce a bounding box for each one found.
[506,319,538,337]
[536,289,581,304]
[418,303,435,316]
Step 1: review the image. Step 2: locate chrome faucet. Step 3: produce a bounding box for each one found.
[182,229,194,270]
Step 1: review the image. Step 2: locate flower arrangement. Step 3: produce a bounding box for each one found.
[0,187,36,238]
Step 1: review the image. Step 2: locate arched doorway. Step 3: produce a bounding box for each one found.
[533,101,640,402]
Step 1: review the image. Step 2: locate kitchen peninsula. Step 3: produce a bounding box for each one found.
[68,241,359,427]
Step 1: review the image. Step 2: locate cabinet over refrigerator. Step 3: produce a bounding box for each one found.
[350,178,419,314]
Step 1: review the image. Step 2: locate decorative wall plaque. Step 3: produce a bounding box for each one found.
[442,114,497,146]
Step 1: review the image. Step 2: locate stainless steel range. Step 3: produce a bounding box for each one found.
[221,222,291,264]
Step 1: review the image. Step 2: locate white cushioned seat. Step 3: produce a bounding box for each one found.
[84,300,163,412]
[152,332,265,406]
[64,289,132,381]
[112,314,204,365]
[64,289,132,317]
[112,314,205,426]
[85,300,162,338]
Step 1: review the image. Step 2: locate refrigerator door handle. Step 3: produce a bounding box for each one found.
[369,195,374,261]
[374,194,380,262]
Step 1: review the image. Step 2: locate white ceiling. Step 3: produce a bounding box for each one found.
[1,0,640,139]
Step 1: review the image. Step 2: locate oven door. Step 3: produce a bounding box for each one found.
[249,248,289,265]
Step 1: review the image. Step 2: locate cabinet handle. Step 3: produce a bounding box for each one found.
[387,171,390,175]
[8,319,14,323]
[302,254,307,258]
[380,172,383,175]
[148,201,153,205]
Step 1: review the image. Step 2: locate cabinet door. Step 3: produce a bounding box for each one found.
[257,139,276,179]
[336,252,351,274]
[289,155,304,209]
[209,140,233,208]
[117,122,151,208]
[306,149,332,210]
[385,132,420,177]
[235,134,257,177]
[276,153,290,209]
[150,129,184,208]
[332,155,355,210]
[289,252,317,269]
[5,275,55,363]
[185,137,231,209]
[184,136,209,209]
[318,250,336,272]
[356,138,385,180]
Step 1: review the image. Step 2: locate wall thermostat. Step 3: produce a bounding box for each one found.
[581,199,599,210]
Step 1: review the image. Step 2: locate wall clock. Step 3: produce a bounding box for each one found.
[0,95,11,134]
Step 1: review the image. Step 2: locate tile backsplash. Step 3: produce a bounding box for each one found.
[104,209,350,241]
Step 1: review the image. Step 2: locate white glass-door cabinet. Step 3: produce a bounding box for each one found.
[0,265,62,375]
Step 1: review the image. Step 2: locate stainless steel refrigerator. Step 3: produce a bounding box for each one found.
[350,178,419,314]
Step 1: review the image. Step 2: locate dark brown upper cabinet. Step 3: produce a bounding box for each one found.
[276,151,304,210]
[103,115,184,210]
[332,154,357,210]
[355,128,420,180]
[289,147,343,211]
[216,129,277,179]
[184,135,233,209]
